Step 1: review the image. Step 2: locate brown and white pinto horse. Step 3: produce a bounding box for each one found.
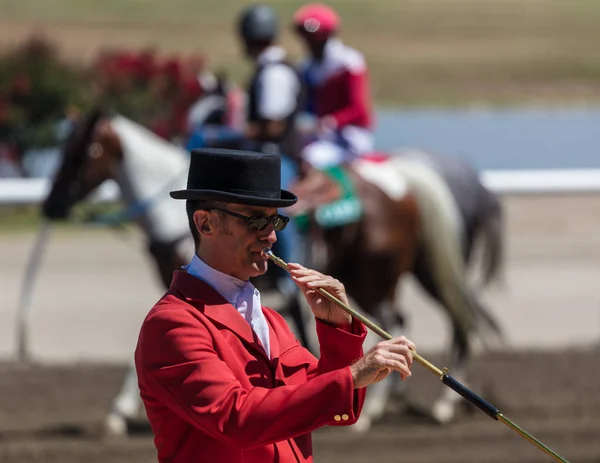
[39,107,504,435]
[288,152,504,431]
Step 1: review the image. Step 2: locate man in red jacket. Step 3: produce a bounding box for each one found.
[293,3,374,169]
[135,148,416,462]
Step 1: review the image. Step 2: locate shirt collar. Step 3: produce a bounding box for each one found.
[323,38,343,59]
[184,254,253,305]
[256,45,286,66]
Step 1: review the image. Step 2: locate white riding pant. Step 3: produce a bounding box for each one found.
[303,126,374,169]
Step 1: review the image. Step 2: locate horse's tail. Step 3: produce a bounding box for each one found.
[390,158,499,339]
[477,189,505,288]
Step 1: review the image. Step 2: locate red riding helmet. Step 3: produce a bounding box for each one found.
[293,3,340,41]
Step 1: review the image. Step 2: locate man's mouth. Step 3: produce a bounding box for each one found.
[249,248,270,258]
[258,247,272,259]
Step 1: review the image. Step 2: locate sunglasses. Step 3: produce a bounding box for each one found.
[212,208,289,232]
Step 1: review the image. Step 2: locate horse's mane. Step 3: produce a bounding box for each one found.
[42,107,105,218]
[67,108,105,158]
[111,115,189,169]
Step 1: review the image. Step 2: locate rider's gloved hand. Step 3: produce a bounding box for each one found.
[317,115,337,136]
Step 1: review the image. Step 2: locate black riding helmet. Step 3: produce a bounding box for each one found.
[237,4,279,44]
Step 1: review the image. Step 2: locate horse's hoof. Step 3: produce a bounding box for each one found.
[350,416,372,434]
[431,400,456,424]
[104,412,128,437]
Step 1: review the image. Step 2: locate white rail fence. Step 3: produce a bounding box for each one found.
[1,169,600,205]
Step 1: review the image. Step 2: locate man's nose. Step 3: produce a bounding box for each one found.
[263,227,277,244]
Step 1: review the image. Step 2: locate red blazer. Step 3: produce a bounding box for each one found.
[135,270,367,463]
[313,68,373,130]
[300,39,373,130]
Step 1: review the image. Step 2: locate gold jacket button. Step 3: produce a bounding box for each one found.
[334,415,341,421]
[342,414,349,421]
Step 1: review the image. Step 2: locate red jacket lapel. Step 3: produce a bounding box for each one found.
[169,270,272,360]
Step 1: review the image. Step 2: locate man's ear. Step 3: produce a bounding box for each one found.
[194,210,214,237]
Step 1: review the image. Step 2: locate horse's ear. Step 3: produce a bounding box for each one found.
[94,119,112,140]
[42,106,106,219]
[87,106,106,125]
[60,106,104,158]
[94,118,122,159]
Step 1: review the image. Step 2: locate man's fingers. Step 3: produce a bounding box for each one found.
[372,342,414,367]
[293,274,327,284]
[287,262,306,272]
[394,363,411,381]
[389,336,417,352]
[379,356,411,381]
[307,279,341,290]
[389,355,412,379]
[387,344,413,366]
[294,276,344,294]
[289,267,341,286]
[289,266,318,278]
[372,368,392,384]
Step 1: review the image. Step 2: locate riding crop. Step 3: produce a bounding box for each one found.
[261,248,570,463]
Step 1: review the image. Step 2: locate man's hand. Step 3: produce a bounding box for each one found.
[317,115,337,135]
[288,263,352,326]
[350,337,416,389]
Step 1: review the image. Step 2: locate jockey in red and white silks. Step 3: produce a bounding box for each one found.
[293,3,375,169]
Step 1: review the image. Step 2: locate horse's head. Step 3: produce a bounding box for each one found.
[42,108,123,220]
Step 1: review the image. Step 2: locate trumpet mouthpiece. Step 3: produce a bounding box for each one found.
[260,249,289,271]
[261,248,272,259]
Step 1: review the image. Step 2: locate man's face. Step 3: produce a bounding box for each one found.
[240,41,261,61]
[297,31,327,60]
[199,203,280,281]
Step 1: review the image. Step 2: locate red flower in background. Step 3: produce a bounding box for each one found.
[0,97,9,124]
[1,34,221,147]
[10,73,32,97]
[136,48,158,82]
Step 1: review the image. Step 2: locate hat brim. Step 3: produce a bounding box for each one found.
[169,188,298,208]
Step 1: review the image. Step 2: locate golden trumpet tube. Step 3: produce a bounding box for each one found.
[261,248,570,463]
[262,250,442,376]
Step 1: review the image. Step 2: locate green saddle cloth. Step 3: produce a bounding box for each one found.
[294,165,363,230]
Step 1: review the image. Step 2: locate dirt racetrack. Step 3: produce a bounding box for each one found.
[0,349,599,463]
[0,193,599,462]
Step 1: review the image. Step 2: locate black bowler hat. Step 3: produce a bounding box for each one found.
[170,148,298,208]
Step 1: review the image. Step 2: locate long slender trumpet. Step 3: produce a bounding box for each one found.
[261,248,570,463]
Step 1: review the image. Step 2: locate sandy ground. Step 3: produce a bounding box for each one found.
[2,194,599,362]
[0,193,599,462]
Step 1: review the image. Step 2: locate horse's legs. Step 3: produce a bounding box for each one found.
[346,253,407,434]
[431,325,471,423]
[105,357,141,436]
[411,247,472,424]
[352,298,406,433]
[105,238,191,436]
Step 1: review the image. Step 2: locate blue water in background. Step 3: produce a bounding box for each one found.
[374,107,600,171]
